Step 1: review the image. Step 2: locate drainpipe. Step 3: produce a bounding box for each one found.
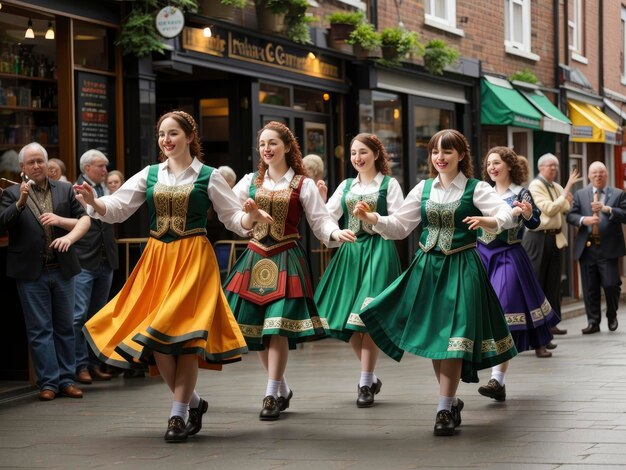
[599,0,604,97]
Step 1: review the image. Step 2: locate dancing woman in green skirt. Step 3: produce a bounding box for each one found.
[354,129,517,436]
[315,134,403,408]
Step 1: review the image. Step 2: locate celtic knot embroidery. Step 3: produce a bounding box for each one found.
[151,182,198,238]
[423,199,461,252]
[345,191,378,233]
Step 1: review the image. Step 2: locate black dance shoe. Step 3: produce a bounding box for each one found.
[371,378,382,395]
[582,324,600,334]
[451,398,464,427]
[259,396,280,421]
[477,379,506,401]
[433,410,455,436]
[186,398,208,435]
[164,416,188,442]
[609,318,618,332]
[277,390,293,412]
[356,385,375,408]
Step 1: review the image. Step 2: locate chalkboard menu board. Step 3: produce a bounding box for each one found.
[75,71,115,164]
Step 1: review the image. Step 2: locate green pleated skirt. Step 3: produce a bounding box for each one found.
[315,234,401,341]
[224,242,327,350]
[360,247,517,383]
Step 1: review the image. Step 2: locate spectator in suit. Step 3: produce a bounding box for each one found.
[566,162,626,334]
[0,143,90,400]
[73,149,119,384]
[522,154,580,335]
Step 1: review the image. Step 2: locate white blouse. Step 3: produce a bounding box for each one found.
[86,158,249,237]
[326,172,404,234]
[233,168,339,243]
[374,172,514,240]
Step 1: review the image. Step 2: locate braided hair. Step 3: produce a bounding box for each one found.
[350,133,391,175]
[156,110,204,162]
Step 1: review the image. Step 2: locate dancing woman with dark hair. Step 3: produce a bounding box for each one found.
[224,121,355,421]
[75,111,271,442]
[475,146,558,401]
[314,133,403,408]
[353,129,517,436]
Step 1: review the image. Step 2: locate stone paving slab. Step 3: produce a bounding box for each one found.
[0,310,625,469]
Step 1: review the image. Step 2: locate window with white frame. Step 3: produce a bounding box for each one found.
[568,0,586,63]
[424,0,464,36]
[504,0,538,61]
[621,7,626,82]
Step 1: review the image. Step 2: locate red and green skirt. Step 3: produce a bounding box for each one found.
[224,240,327,350]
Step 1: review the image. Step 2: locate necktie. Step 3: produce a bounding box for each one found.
[592,189,600,238]
[94,184,104,198]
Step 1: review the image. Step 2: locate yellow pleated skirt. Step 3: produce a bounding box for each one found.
[84,235,248,373]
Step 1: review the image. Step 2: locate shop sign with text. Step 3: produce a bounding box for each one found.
[183,27,343,82]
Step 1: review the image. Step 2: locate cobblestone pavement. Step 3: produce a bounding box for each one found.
[1,309,625,469]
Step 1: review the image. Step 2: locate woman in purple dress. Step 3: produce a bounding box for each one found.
[476,147,557,402]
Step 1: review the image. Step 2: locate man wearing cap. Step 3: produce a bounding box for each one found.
[522,153,580,335]
[566,161,626,334]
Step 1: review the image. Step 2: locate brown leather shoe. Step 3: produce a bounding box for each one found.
[546,342,557,350]
[582,324,600,335]
[60,385,83,398]
[535,347,552,358]
[550,326,568,335]
[76,369,92,384]
[38,389,56,401]
[89,367,112,381]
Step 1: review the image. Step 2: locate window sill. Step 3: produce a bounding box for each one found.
[335,0,366,10]
[571,52,588,64]
[505,44,540,62]
[424,16,465,37]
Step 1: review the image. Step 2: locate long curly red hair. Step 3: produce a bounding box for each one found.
[255,121,306,185]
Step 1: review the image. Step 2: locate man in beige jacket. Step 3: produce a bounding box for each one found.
[522,153,580,335]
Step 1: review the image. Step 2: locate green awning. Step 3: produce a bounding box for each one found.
[481,78,542,130]
[519,89,571,135]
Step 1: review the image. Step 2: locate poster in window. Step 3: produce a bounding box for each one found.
[304,122,326,159]
[75,71,115,165]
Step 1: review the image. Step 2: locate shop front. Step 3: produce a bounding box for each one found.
[0,1,122,384]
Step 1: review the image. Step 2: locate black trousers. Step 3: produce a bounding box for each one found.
[522,231,563,320]
[579,244,621,325]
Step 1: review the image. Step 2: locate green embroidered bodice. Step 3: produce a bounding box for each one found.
[341,176,391,234]
[419,178,481,254]
[146,164,213,243]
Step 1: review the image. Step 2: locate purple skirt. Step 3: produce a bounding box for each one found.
[477,241,557,351]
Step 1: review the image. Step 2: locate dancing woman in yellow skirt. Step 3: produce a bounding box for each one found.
[75,111,271,442]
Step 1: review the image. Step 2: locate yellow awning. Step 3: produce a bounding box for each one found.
[568,100,621,144]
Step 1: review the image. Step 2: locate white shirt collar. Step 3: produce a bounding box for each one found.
[160,157,202,176]
[263,167,295,183]
[509,183,523,195]
[433,171,467,190]
[351,172,384,188]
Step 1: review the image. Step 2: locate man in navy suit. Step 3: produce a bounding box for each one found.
[0,143,91,400]
[567,162,626,334]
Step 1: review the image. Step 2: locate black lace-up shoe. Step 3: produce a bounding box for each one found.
[356,385,375,408]
[164,416,188,442]
[186,398,208,435]
[478,379,506,401]
[451,398,464,427]
[259,396,280,421]
[277,390,293,412]
[433,410,455,436]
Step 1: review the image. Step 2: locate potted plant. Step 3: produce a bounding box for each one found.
[347,22,381,59]
[117,0,198,57]
[285,0,315,44]
[379,27,423,65]
[198,0,247,22]
[255,0,291,34]
[423,38,460,75]
[508,68,540,84]
[327,10,365,50]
